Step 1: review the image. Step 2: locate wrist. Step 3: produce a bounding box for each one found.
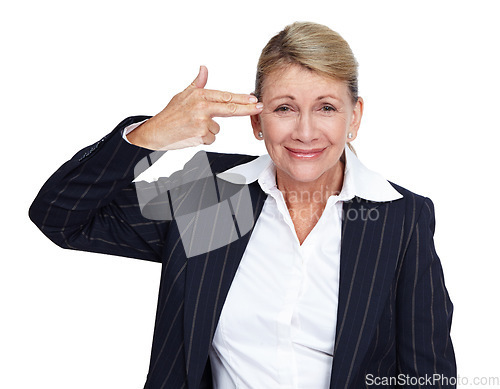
[127,120,162,150]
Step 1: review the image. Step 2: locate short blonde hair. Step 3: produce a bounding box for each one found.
[254,22,359,153]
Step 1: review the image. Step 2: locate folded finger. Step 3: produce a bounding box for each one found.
[207,120,221,135]
[202,132,216,145]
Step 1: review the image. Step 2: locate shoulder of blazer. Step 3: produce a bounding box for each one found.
[384,181,440,275]
[387,180,431,218]
[385,180,437,246]
[387,180,427,204]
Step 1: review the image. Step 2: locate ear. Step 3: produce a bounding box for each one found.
[250,113,263,140]
[347,97,364,142]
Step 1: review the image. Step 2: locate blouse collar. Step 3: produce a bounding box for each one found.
[216,145,403,202]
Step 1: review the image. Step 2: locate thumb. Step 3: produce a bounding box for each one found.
[189,65,208,89]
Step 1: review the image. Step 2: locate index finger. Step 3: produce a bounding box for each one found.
[202,89,258,105]
[208,101,264,118]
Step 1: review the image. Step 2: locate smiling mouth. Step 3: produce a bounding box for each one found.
[285,147,327,159]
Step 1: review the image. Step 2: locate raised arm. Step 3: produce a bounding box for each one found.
[29,66,263,262]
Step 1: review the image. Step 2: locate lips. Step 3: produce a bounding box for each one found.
[285,147,326,160]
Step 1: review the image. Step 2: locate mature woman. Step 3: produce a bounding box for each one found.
[29,22,456,388]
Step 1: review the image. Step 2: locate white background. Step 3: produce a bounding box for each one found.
[1,0,499,387]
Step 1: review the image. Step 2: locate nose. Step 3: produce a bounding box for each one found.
[292,111,319,143]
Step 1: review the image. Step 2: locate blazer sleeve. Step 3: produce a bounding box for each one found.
[29,115,170,263]
[396,197,457,388]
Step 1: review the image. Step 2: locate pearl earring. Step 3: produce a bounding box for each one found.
[348,132,353,139]
[258,131,263,138]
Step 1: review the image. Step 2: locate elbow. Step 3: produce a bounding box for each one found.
[28,200,42,229]
[28,199,46,235]
[28,200,72,250]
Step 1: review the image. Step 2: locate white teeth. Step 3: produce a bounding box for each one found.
[289,150,322,158]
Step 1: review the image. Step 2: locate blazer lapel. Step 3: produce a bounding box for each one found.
[183,181,266,389]
[330,197,404,388]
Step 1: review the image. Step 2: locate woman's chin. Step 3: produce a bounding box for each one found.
[278,166,326,185]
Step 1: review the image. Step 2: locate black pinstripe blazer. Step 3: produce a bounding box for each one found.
[29,116,456,389]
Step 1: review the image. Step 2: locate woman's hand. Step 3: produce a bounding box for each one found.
[128,66,263,150]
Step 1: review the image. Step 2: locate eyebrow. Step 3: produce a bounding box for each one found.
[269,95,342,103]
[317,95,341,101]
[269,95,295,102]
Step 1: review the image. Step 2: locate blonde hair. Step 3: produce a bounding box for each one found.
[254,22,359,153]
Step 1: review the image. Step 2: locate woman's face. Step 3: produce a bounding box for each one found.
[251,64,363,187]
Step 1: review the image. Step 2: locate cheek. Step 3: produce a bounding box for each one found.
[314,116,350,143]
[260,116,295,142]
[324,114,351,134]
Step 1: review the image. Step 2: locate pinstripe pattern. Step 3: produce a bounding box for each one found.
[345,205,390,384]
[30,116,455,389]
[329,190,455,388]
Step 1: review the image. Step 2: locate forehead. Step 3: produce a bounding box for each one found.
[262,64,350,100]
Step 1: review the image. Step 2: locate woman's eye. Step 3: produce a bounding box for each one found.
[274,106,291,113]
[321,105,336,112]
[273,105,335,114]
